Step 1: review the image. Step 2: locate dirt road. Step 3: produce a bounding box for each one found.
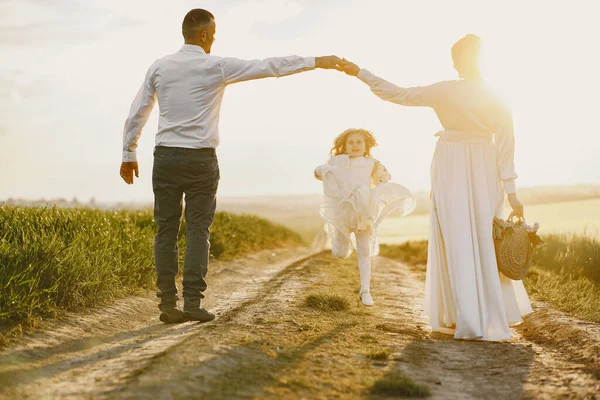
[1,248,599,399]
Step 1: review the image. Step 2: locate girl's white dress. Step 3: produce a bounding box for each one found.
[357,69,533,341]
[315,155,416,257]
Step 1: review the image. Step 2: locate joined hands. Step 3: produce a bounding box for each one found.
[315,55,343,70]
[315,56,360,76]
[338,58,360,76]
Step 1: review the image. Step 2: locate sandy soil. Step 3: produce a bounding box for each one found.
[1,248,599,399]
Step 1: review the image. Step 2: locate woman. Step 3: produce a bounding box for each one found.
[340,35,532,341]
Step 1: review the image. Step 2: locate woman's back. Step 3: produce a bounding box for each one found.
[357,70,513,136]
[430,80,511,134]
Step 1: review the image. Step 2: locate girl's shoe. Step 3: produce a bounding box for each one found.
[360,290,374,306]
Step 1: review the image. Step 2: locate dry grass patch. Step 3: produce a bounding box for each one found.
[199,253,430,398]
[366,348,392,361]
[370,373,431,397]
[359,333,379,343]
[304,293,350,312]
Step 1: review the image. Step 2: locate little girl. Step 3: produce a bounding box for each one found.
[314,128,416,306]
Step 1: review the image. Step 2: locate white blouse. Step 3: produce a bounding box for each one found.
[315,154,415,234]
[357,69,518,194]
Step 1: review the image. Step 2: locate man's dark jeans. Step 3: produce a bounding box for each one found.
[152,146,219,311]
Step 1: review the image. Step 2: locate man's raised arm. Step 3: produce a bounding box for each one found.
[220,55,342,85]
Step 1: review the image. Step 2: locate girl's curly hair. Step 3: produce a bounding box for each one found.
[329,128,378,156]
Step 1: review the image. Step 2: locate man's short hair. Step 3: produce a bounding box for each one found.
[182,9,215,40]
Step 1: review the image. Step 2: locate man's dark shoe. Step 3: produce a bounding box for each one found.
[183,308,216,323]
[159,307,184,323]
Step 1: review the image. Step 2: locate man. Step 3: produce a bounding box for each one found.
[119,8,342,324]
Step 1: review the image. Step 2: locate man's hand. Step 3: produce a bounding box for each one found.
[315,55,343,70]
[507,193,524,219]
[120,161,139,185]
[339,58,360,76]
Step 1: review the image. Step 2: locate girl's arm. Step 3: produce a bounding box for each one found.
[314,168,323,181]
[314,156,337,181]
[372,160,391,184]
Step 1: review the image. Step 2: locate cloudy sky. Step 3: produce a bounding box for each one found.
[1,0,599,202]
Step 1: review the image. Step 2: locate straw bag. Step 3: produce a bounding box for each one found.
[493,216,543,280]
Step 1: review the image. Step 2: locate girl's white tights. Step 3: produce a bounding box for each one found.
[331,228,372,293]
[354,230,372,292]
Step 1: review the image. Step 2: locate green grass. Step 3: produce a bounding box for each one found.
[0,206,304,338]
[522,233,600,321]
[530,233,600,281]
[370,373,431,397]
[378,233,600,322]
[523,266,600,321]
[206,211,303,260]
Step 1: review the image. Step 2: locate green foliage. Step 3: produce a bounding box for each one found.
[0,207,156,325]
[208,212,303,260]
[0,206,304,329]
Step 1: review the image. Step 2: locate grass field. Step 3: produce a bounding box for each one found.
[378,198,600,244]
[0,206,303,339]
[211,186,600,247]
[379,231,600,323]
[1,192,598,339]
[376,198,600,323]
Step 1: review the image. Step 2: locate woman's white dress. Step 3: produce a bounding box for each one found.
[357,70,533,341]
[315,155,416,257]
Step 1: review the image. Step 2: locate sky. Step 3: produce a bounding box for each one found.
[1,0,599,203]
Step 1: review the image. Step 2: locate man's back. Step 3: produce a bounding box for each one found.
[151,45,227,149]
[122,44,316,162]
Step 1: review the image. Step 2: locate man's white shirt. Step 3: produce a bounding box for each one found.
[122,45,316,162]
